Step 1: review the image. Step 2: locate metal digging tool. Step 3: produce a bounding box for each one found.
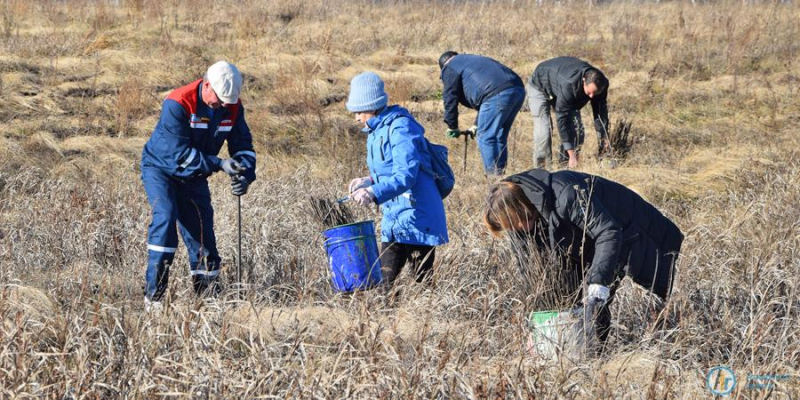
[462,126,477,173]
[230,173,243,295]
[237,194,242,289]
[463,132,469,173]
[448,126,477,173]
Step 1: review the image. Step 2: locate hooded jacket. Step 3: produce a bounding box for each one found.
[505,169,682,298]
[528,57,610,149]
[365,106,448,246]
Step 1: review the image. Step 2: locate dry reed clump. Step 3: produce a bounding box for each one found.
[1,284,61,330]
[114,77,154,137]
[599,118,633,161]
[0,0,798,398]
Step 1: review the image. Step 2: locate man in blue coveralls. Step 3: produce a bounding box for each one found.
[140,61,257,310]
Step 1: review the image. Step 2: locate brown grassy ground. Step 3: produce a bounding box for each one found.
[1,0,799,398]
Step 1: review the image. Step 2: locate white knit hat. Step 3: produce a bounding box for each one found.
[207,61,242,104]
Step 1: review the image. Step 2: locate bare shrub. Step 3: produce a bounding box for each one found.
[114,77,152,137]
[600,118,633,160]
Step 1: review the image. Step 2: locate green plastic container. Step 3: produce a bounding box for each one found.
[527,310,565,359]
[527,308,594,361]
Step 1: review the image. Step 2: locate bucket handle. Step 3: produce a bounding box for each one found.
[324,235,377,249]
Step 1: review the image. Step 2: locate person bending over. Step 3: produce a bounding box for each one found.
[484,168,682,345]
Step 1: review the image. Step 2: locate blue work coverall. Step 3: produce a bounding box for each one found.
[140,79,256,301]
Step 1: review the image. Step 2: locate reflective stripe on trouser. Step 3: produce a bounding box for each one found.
[142,167,221,300]
[476,86,525,175]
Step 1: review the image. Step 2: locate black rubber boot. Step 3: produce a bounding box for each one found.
[193,277,222,298]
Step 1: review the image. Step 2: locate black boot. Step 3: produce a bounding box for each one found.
[193,277,222,298]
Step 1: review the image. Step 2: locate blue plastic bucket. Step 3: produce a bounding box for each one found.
[323,220,383,292]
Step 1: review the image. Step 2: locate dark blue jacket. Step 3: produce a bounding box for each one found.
[441,54,523,130]
[529,57,609,145]
[141,80,256,182]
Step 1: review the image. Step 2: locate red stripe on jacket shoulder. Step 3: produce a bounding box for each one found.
[166,79,203,116]
[165,78,242,123]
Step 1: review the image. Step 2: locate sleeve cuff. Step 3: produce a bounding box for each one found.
[210,156,222,171]
[588,273,612,287]
[562,142,574,151]
[594,122,609,138]
[370,184,388,204]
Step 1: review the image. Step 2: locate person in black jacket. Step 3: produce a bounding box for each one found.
[439,51,526,176]
[483,169,683,344]
[527,57,610,169]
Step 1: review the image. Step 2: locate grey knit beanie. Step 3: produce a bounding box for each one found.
[346,72,388,112]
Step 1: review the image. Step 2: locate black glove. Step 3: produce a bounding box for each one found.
[231,175,250,196]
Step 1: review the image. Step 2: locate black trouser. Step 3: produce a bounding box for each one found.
[380,242,435,285]
[593,283,618,344]
[593,278,668,346]
[563,264,621,345]
[549,253,618,345]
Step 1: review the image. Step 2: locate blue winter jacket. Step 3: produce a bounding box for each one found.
[365,106,448,246]
[141,79,257,182]
[441,54,524,130]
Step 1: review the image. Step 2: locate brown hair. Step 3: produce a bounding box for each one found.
[483,181,540,237]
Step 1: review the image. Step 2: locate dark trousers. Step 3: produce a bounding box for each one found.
[594,279,668,346]
[380,242,436,285]
[142,167,221,301]
[594,284,617,344]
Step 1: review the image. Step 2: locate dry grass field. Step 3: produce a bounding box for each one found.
[1,0,799,398]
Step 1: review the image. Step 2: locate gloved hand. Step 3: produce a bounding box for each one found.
[351,187,375,206]
[467,125,478,138]
[446,128,460,138]
[231,175,250,196]
[220,158,244,176]
[348,176,373,193]
[585,284,610,308]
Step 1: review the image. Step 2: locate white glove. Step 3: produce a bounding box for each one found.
[351,187,375,207]
[220,158,244,176]
[585,284,610,307]
[348,176,373,193]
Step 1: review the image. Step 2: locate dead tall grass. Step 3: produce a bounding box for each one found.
[0,0,799,398]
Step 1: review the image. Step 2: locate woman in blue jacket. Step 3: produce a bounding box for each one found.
[345,72,449,285]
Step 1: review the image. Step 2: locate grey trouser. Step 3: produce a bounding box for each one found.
[526,83,585,168]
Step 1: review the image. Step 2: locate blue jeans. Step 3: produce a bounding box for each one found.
[476,86,526,175]
[142,167,221,301]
